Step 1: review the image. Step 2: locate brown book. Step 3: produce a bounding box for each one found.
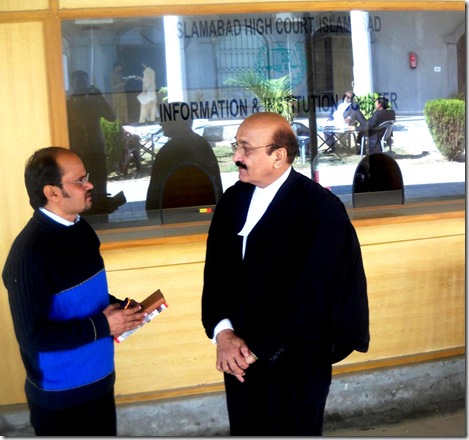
[115,289,168,343]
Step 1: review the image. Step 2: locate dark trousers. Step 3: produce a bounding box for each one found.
[224,356,331,436]
[324,131,336,149]
[28,389,117,436]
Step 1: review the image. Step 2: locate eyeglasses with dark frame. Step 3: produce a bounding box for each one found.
[231,142,276,156]
[60,172,90,187]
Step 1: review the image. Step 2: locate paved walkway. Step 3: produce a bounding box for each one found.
[324,407,466,437]
[1,405,465,436]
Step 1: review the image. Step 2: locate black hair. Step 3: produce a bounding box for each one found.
[377,96,390,109]
[24,147,69,209]
[70,70,90,95]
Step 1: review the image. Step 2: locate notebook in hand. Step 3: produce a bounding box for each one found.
[115,289,168,343]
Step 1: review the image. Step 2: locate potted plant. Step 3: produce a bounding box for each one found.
[225,72,297,121]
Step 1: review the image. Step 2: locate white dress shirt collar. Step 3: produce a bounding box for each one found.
[39,207,80,226]
[238,166,292,258]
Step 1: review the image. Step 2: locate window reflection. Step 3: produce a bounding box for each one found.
[66,69,126,221]
[61,11,465,227]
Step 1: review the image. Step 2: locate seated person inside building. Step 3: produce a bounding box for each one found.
[351,96,396,154]
[323,91,359,153]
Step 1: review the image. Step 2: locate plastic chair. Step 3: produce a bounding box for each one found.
[379,120,395,153]
[291,122,310,163]
[360,120,395,158]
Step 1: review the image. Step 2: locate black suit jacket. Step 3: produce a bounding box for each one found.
[201,169,369,365]
[358,109,395,151]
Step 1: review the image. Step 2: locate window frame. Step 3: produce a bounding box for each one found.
[51,2,465,242]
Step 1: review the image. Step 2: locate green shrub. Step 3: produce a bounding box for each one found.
[101,118,126,173]
[158,86,168,103]
[424,99,465,161]
[354,92,392,119]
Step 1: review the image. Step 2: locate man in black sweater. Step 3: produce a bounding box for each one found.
[2,147,146,435]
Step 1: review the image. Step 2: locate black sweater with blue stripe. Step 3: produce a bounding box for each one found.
[2,210,119,409]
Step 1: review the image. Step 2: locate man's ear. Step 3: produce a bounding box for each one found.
[43,185,60,202]
[273,147,287,168]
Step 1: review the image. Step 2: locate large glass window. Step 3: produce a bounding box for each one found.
[61,10,465,229]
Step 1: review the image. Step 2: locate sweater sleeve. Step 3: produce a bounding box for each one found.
[89,312,112,341]
[4,250,111,353]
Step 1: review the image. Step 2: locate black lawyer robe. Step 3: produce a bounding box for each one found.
[202,168,369,364]
[201,168,369,434]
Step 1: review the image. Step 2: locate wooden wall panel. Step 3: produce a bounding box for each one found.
[103,237,206,272]
[0,20,52,407]
[58,0,464,10]
[338,234,465,365]
[0,21,51,237]
[97,215,466,399]
[109,263,221,397]
[0,0,48,11]
[355,215,464,245]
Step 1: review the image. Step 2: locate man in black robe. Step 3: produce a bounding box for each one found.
[201,112,369,436]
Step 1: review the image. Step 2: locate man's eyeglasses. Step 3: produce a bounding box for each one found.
[231,142,275,156]
[60,172,90,186]
[345,95,353,100]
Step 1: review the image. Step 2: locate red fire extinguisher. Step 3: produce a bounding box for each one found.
[409,52,418,69]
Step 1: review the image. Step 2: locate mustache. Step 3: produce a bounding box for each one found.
[235,161,247,170]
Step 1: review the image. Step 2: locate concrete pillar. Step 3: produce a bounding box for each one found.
[350,11,373,95]
[164,16,187,102]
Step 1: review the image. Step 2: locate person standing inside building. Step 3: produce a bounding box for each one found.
[2,147,146,436]
[110,62,129,123]
[201,112,369,436]
[67,70,126,218]
[137,61,157,123]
